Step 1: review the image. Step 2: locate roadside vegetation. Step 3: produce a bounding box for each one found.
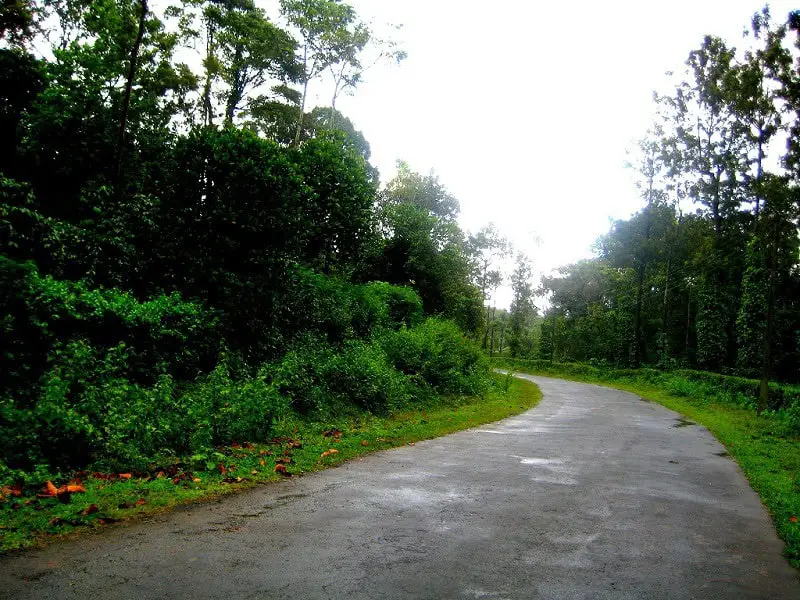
[496,358,800,569]
[0,374,540,552]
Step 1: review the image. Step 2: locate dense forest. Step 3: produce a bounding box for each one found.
[497,8,800,393]
[0,0,510,482]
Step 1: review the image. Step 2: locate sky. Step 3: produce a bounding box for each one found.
[292,0,798,308]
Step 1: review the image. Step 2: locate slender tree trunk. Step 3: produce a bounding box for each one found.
[114,0,148,188]
[758,218,776,414]
[202,22,215,126]
[293,47,309,148]
[685,287,691,359]
[660,254,671,360]
[482,303,492,349]
[498,324,505,355]
[633,264,646,366]
[633,192,654,366]
[755,124,764,221]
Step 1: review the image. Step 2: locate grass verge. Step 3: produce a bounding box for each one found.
[501,365,800,570]
[0,374,541,553]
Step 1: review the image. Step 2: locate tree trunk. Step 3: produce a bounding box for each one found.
[685,286,691,359]
[114,0,148,189]
[292,47,309,148]
[633,263,646,366]
[758,217,777,414]
[202,21,215,126]
[660,254,671,360]
[482,304,492,349]
[754,124,764,221]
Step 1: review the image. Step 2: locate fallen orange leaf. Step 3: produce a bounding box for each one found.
[136,498,147,506]
[328,448,338,454]
[790,516,798,523]
[60,484,86,494]
[274,464,287,475]
[118,473,132,480]
[361,440,369,447]
[80,504,99,516]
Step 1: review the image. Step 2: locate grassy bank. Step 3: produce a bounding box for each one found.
[0,375,540,553]
[496,359,800,569]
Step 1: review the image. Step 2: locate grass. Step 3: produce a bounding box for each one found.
[500,364,800,570]
[0,374,541,553]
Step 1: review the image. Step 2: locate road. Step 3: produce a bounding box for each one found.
[1,374,798,599]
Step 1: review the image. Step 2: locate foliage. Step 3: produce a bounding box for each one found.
[535,10,800,385]
[0,0,493,525]
[0,376,540,553]
[0,256,219,401]
[378,318,491,397]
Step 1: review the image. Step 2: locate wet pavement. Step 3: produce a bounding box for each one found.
[1,374,798,599]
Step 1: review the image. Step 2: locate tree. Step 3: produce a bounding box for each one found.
[280,0,364,146]
[508,253,536,358]
[370,164,481,332]
[466,224,510,348]
[381,160,460,221]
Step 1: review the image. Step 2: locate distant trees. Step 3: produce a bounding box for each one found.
[369,162,482,333]
[536,8,800,383]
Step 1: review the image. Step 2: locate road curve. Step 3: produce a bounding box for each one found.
[1,374,798,599]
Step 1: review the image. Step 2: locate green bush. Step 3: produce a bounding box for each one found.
[285,268,423,344]
[323,340,411,413]
[379,318,490,397]
[352,281,422,337]
[180,360,288,455]
[270,337,410,416]
[0,343,287,474]
[1,256,220,401]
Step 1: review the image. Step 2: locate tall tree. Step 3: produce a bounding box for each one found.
[508,253,536,358]
[279,0,364,146]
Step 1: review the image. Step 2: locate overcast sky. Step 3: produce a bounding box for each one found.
[300,0,797,307]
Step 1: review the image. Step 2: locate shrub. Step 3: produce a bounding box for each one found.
[180,359,288,454]
[0,343,287,474]
[378,318,490,397]
[284,268,423,344]
[352,281,422,337]
[1,256,220,402]
[270,337,410,416]
[321,340,411,413]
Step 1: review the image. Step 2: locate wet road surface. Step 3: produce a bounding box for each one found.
[1,374,798,599]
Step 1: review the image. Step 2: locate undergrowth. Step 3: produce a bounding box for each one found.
[0,375,541,552]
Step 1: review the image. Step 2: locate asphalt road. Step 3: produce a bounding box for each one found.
[1,374,798,599]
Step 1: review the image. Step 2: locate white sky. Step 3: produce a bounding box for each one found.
[295,0,798,308]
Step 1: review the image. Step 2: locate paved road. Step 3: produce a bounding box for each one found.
[1,375,798,599]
